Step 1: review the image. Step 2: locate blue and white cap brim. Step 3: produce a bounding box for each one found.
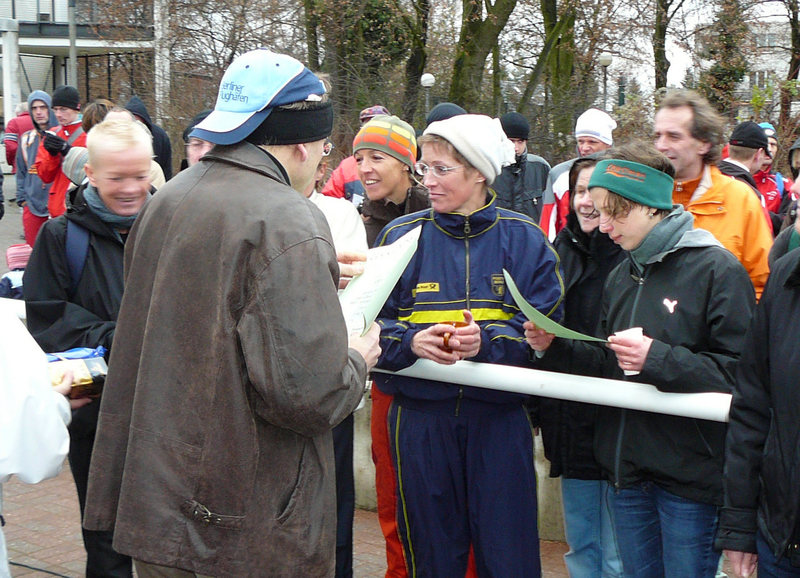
[192,48,326,146]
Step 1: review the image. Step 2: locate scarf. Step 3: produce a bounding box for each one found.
[629,206,694,274]
[82,183,149,238]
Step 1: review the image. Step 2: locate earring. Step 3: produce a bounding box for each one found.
[649,211,656,219]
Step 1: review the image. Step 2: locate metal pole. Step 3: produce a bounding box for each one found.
[602,65,608,111]
[67,0,77,87]
[84,54,89,100]
[0,19,21,125]
[425,87,430,113]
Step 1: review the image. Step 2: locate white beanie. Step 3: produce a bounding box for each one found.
[574,108,617,145]
[422,114,515,185]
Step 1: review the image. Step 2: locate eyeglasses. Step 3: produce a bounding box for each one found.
[322,139,334,157]
[415,162,464,178]
[185,139,208,150]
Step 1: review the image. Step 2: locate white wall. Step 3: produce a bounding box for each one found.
[0,0,68,23]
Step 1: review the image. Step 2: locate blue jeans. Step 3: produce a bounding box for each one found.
[562,478,623,578]
[757,532,800,577]
[611,482,719,578]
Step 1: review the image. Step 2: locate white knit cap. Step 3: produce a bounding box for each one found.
[422,114,515,185]
[574,108,617,145]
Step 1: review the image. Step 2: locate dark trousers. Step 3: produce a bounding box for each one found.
[388,398,541,578]
[757,532,800,577]
[69,402,132,578]
[333,413,355,578]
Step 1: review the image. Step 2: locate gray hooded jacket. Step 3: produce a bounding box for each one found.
[16,91,55,217]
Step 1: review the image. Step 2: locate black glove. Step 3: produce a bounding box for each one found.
[43,133,71,156]
[0,201,4,220]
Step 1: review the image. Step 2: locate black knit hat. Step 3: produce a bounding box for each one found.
[51,85,81,110]
[500,112,530,140]
[729,121,770,157]
[183,109,213,142]
[425,102,467,127]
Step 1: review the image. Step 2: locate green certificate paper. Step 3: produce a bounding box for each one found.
[340,226,422,335]
[503,269,607,343]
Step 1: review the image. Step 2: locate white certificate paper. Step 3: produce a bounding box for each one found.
[339,225,422,335]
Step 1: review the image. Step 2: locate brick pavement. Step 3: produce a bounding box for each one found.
[2,180,571,577]
[3,464,571,577]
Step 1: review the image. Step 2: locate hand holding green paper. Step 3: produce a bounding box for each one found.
[503,269,607,343]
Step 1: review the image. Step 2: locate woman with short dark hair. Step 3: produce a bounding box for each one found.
[527,143,755,577]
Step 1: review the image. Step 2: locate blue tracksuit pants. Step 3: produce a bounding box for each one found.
[388,396,541,577]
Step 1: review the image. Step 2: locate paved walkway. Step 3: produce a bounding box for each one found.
[2,185,570,576]
[3,465,570,577]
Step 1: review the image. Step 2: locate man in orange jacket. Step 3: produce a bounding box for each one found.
[34,85,86,217]
[655,89,772,299]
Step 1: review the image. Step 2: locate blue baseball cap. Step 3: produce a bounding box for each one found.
[759,122,777,139]
[192,49,327,145]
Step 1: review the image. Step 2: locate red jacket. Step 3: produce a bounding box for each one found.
[753,169,790,214]
[321,155,365,203]
[4,112,34,172]
[33,122,86,217]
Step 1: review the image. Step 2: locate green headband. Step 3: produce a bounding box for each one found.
[588,159,674,210]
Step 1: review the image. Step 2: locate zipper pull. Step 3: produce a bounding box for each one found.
[464,218,471,235]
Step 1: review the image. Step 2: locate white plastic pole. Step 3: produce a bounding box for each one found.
[372,359,731,422]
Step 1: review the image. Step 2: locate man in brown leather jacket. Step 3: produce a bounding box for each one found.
[84,49,380,577]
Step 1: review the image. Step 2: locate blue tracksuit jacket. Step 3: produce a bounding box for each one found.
[373,191,564,406]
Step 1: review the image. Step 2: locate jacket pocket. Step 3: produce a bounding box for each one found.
[181,499,245,530]
[276,442,309,525]
[693,419,715,456]
[759,410,790,534]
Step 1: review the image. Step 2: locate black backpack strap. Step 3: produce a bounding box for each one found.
[65,219,90,297]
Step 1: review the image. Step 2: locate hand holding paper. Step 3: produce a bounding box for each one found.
[339,226,422,335]
[337,251,367,290]
[348,323,382,370]
[503,269,607,343]
[524,321,556,352]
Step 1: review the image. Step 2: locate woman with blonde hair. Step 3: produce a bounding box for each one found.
[24,116,155,577]
[373,114,564,576]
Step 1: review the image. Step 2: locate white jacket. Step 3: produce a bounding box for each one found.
[0,302,71,578]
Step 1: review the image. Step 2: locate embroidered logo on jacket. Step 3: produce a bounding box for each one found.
[415,282,439,294]
[491,274,505,297]
[663,298,678,314]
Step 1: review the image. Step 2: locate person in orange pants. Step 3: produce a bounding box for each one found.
[371,386,479,578]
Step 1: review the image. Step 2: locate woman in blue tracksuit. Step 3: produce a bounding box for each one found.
[373,114,564,577]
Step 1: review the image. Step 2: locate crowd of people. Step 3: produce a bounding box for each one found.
[2,47,800,578]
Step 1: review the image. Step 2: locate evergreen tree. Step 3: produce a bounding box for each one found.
[698,0,748,119]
